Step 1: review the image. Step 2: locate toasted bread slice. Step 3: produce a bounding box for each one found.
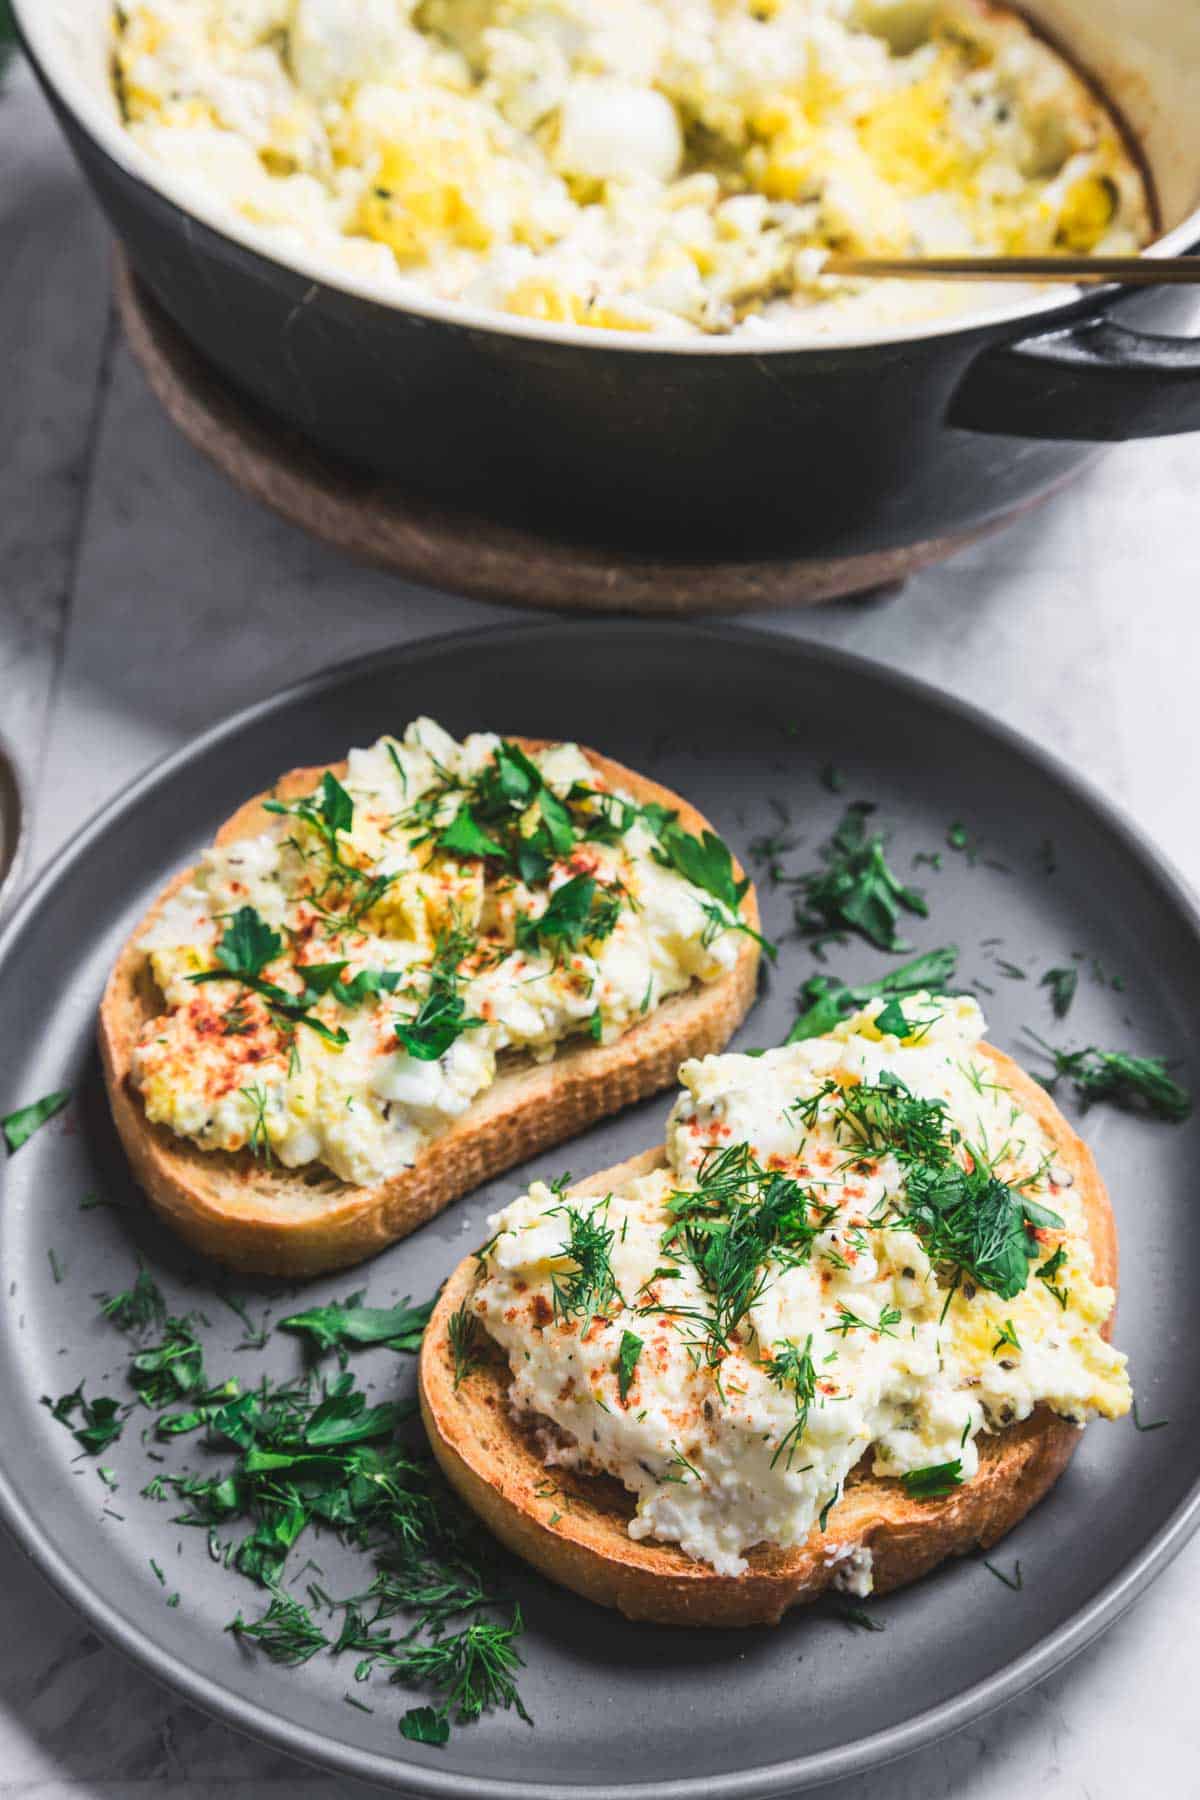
[420,1045,1116,1627]
[99,743,760,1277]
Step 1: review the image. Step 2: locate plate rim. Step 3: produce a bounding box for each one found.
[3,616,1200,1797]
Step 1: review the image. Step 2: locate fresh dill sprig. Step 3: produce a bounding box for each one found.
[1028,1034,1191,1124]
[548,1201,621,1327]
[764,1335,816,1470]
[387,1608,530,1725]
[99,1264,168,1336]
[835,1073,952,1165]
[448,1300,482,1389]
[230,1593,330,1666]
[652,1144,819,1365]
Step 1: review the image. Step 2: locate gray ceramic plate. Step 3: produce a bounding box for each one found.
[0,730,25,915]
[1,622,1198,1798]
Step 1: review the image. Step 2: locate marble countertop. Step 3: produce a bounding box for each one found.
[6,55,1200,1800]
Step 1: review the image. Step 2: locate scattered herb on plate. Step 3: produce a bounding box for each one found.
[793,804,928,953]
[1029,1036,1192,1123]
[1040,966,1078,1019]
[3,1089,70,1153]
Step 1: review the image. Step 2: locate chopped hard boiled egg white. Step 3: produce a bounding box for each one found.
[472,996,1129,1575]
[113,0,1151,339]
[131,718,746,1187]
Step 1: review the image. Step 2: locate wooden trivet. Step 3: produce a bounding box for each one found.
[116,253,1030,615]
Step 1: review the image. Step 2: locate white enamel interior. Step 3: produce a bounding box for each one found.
[15,0,1200,353]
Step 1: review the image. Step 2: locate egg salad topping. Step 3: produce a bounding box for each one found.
[131,718,753,1186]
[472,995,1129,1575]
[111,0,1151,339]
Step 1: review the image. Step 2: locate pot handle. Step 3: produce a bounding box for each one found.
[949,313,1200,440]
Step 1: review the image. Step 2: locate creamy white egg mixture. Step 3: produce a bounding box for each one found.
[112,0,1151,340]
[131,717,746,1186]
[473,996,1129,1576]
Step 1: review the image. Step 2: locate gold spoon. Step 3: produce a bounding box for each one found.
[822,254,1200,284]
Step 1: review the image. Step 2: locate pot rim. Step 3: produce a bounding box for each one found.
[16,0,1200,358]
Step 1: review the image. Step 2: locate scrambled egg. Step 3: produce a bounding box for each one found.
[473,996,1130,1575]
[112,0,1151,339]
[131,717,742,1186]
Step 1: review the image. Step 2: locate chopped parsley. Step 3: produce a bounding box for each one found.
[786,946,958,1043]
[615,1329,642,1403]
[1040,966,1078,1019]
[901,1460,963,1499]
[42,1384,127,1455]
[516,874,623,955]
[394,927,481,1062]
[438,806,506,861]
[902,1158,1062,1304]
[651,820,771,958]
[871,997,910,1039]
[44,1259,534,1744]
[1036,1245,1070,1309]
[279,1292,435,1363]
[189,907,350,1047]
[2,1089,70,1153]
[794,804,928,952]
[400,1704,451,1746]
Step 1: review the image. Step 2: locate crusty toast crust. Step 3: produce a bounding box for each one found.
[98,744,761,1277]
[419,1047,1116,1627]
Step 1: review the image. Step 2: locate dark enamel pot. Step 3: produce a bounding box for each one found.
[17,0,1200,558]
